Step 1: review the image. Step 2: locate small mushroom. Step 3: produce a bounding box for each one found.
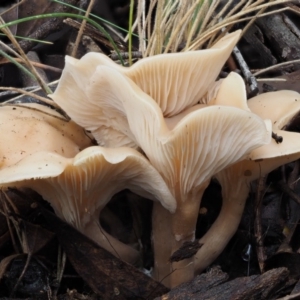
[81,65,271,287]
[194,89,300,274]
[0,146,176,264]
[50,30,241,146]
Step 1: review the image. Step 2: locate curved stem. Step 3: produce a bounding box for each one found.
[152,202,173,286]
[194,182,249,273]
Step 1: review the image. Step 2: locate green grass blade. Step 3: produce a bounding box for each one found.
[0,13,124,65]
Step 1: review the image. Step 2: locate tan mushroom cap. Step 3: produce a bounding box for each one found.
[50,30,241,146]
[208,72,249,110]
[248,90,300,130]
[247,90,300,160]
[0,103,92,168]
[123,30,242,116]
[0,146,176,263]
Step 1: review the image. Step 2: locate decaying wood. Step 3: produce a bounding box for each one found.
[42,209,169,300]
[2,0,82,54]
[256,14,300,63]
[155,267,290,300]
[242,24,277,68]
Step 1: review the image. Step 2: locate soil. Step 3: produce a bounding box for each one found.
[1,1,300,299]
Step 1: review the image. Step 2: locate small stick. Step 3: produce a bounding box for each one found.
[253,59,300,77]
[110,51,143,61]
[276,291,300,300]
[254,175,267,273]
[0,57,62,73]
[71,0,96,57]
[232,45,258,97]
[278,180,300,206]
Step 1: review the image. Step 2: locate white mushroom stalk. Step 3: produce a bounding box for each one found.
[50,30,241,147]
[83,65,271,287]
[0,146,176,264]
[194,89,300,274]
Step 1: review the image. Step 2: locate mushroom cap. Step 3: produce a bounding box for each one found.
[247,90,300,130]
[214,90,300,190]
[215,90,300,184]
[89,65,271,199]
[0,146,176,229]
[49,55,137,148]
[123,30,241,117]
[0,103,92,168]
[247,90,300,160]
[50,30,241,146]
[207,72,249,111]
[248,130,300,161]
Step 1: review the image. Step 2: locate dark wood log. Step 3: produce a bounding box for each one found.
[256,14,300,63]
[42,209,169,300]
[155,268,289,300]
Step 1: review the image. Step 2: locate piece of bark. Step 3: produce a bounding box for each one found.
[242,24,277,69]
[156,268,289,300]
[2,0,81,54]
[256,14,300,62]
[154,267,228,300]
[42,208,169,300]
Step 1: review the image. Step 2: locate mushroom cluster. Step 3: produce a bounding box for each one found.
[2,29,300,289]
[0,102,176,264]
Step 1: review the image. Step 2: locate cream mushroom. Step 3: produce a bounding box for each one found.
[50,30,241,147]
[0,103,92,167]
[194,88,300,274]
[80,65,271,287]
[0,146,176,264]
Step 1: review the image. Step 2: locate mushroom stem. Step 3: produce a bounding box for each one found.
[84,220,140,264]
[194,181,249,273]
[152,202,173,285]
[194,151,300,274]
[152,185,207,288]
